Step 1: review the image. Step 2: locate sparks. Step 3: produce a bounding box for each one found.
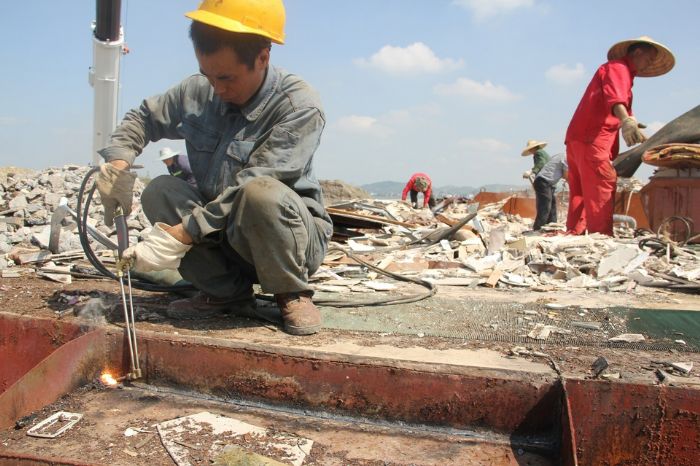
[100,372,118,386]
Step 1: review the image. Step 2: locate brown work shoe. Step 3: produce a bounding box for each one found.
[275,291,321,335]
[166,291,256,320]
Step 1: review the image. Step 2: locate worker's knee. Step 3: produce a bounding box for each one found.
[238,176,288,210]
[142,175,178,203]
[141,175,200,224]
[141,176,174,218]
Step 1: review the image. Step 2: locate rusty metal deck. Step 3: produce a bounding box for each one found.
[1,311,699,465]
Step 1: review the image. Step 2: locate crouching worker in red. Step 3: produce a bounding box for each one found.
[401,173,436,209]
[95,0,332,335]
[565,36,674,236]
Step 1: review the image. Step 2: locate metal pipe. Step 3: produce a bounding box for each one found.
[95,0,122,41]
[89,0,124,166]
[613,214,637,230]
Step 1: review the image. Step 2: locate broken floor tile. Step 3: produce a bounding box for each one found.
[670,362,693,375]
[609,333,646,343]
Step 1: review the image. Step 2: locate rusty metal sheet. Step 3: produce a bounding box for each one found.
[614,191,650,230]
[0,452,96,466]
[564,379,700,465]
[559,384,578,466]
[0,328,106,430]
[133,334,559,435]
[502,197,536,219]
[0,313,86,395]
[473,191,513,206]
[640,176,700,242]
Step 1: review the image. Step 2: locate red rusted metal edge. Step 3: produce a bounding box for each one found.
[130,333,560,435]
[564,379,700,465]
[559,381,578,466]
[0,328,106,430]
[0,312,87,395]
[0,451,99,466]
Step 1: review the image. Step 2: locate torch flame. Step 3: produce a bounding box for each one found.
[100,372,118,386]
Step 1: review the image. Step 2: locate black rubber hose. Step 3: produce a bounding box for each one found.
[77,167,194,292]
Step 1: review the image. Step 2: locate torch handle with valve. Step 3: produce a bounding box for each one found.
[114,207,142,380]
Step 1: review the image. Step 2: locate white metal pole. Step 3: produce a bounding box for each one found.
[89,24,124,166]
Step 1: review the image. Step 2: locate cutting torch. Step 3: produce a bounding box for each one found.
[114,207,142,380]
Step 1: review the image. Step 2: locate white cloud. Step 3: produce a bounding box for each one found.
[645,120,665,136]
[434,78,520,102]
[334,115,392,138]
[453,0,535,20]
[0,116,21,126]
[458,137,511,152]
[545,63,585,85]
[354,42,463,75]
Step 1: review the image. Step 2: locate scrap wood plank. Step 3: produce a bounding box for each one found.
[434,213,477,232]
[326,207,417,228]
[17,250,53,264]
[485,269,503,287]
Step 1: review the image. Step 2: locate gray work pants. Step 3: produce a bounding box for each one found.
[141,175,330,299]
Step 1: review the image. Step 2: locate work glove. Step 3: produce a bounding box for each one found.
[522,170,532,179]
[620,117,648,147]
[95,164,136,227]
[119,223,192,273]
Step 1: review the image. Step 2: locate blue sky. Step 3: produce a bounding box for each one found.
[1,1,699,187]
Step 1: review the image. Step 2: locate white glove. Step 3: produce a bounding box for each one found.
[120,223,192,272]
[620,117,647,147]
[522,170,532,179]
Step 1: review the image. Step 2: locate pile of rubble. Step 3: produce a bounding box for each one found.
[0,165,149,274]
[1,164,699,295]
[315,197,700,294]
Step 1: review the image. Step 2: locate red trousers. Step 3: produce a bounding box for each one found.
[565,140,617,236]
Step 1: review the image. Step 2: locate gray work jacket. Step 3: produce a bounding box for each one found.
[99,65,331,242]
[535,153,568,184]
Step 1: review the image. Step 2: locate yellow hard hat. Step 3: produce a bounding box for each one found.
[185,0,286,44]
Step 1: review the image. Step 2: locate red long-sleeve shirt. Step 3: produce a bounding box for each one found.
[565,57,637,159]
[401,173,432,207]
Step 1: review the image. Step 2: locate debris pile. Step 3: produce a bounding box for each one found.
[0,165,149,275]
[316,196,700,294]
[1,165,699,295]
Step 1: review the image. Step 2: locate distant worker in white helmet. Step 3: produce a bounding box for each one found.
[95,0,332,336]
[159,147,197,188]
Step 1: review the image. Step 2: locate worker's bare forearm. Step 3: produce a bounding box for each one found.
[613,103,630,121]
[165,223,193,245]
[109,160,130,170]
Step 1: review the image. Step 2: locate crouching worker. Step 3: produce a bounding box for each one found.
[401,173,436,209]
[95,0,332,335]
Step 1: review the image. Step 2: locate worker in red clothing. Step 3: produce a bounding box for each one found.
[401,173,435,209]
[565,36,674,236]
